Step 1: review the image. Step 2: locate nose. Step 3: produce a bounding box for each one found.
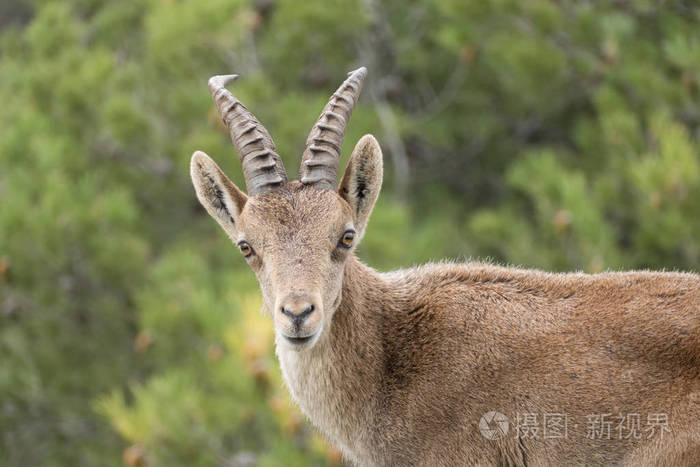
[280,296,316,330]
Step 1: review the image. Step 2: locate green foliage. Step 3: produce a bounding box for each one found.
[0,0,698,465]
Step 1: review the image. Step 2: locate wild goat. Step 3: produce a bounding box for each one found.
[190,67,700,466]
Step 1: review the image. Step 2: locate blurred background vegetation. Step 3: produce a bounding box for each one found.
[0,0,698,465]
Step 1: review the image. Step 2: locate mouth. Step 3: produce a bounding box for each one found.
[283,332,317,347]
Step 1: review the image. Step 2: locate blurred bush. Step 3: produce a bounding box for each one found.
[0,0,698,465]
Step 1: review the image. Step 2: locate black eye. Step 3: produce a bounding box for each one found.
[237,241,254,258]
[339,230,355,249]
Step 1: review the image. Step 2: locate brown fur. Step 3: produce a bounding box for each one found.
[191,135,700,466]
[306,260,700,466]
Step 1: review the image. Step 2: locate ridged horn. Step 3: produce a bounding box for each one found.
[299,67,367,190]
[208,74,287,196]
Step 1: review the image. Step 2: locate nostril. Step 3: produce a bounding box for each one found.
[300,304,314,318]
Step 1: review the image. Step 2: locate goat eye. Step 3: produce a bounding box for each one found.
[339,230,355,248]
[237,241,254,258]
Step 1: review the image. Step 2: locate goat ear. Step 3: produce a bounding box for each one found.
[339,135,383,238]
[190,150,247,238]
